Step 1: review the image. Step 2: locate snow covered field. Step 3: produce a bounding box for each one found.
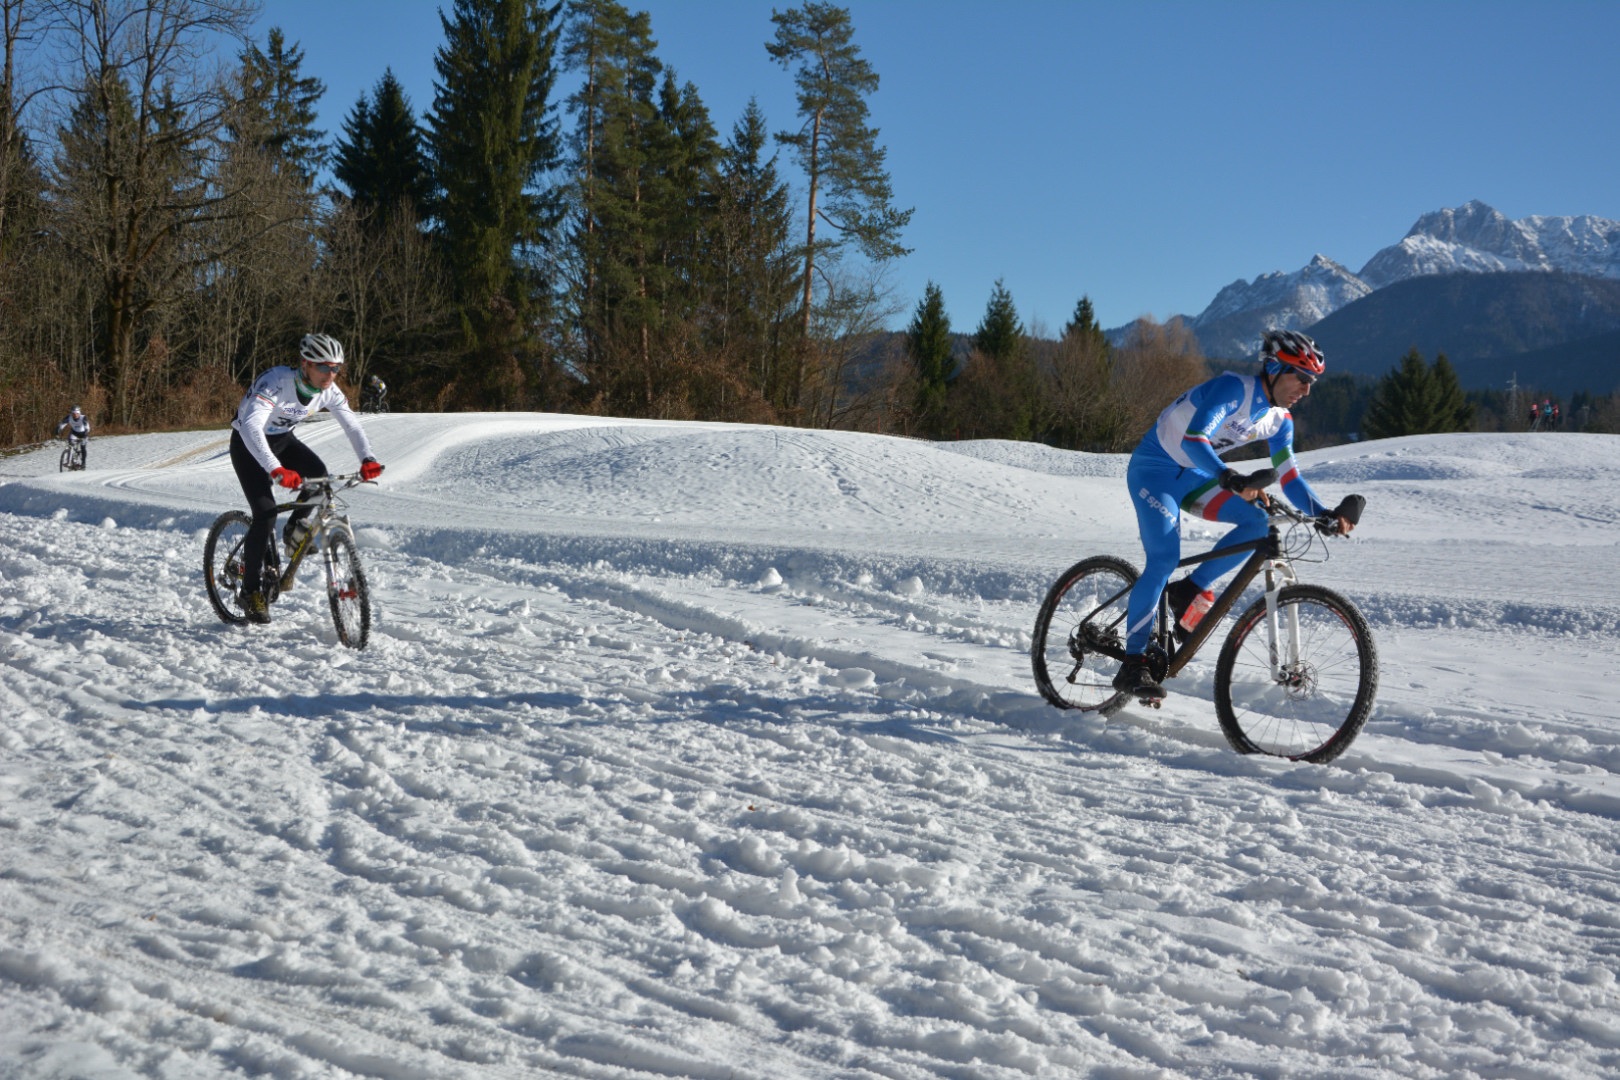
[2,414,1618,1079]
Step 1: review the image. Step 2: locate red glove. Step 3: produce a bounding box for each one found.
[359,458,384,481]
[270,466,302,489]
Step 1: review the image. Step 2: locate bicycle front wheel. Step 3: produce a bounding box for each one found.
[324,531,371,649]
[204,511,253,625]
[1031,555,1138,711]
[1214,584,1377,764]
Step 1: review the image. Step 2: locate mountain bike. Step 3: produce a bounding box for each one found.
[203,473,375,649]
[1031,495,1377,764]
[59,437,87,471]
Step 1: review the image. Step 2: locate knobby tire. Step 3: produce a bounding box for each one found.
[203,511,254,625]
[1213,584,1377,764]
[324,531,371,649]
[1031,555,1138,712]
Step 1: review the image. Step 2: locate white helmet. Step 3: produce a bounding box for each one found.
[299,333,345,366]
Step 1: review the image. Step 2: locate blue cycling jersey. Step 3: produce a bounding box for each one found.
[1136,371,1327,519]
[1120,371,1329,654]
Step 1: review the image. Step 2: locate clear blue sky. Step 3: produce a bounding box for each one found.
[262,0,1620,336]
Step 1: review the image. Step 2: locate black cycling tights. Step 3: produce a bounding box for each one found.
[229,430,328,592]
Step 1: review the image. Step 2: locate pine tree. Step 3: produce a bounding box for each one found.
[232,28,326,187]
[333,70,430,225]
[1045,294,1116,449]
[957,279,1037,440]
[1430,353,1474,431]
[906,281,952,433]
[714,98,794,403]
[561,0,659,382]
[1063,296,1108,349]
[428,0,565,373]
[974,279,1023,362]
[1362,348,1473,439]
[767,2,913,351]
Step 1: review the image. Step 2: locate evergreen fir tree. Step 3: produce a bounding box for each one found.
[974,279,1024,361]
[906,281,952,432]
[713,98,794,406]
[963,279,1037,441]
[233,28,326,186]
[1362,348,1475,438]
[428,0,565,364]
[333,70,430,224]
[1063,296,1108,350]
[561,0,660,380]
[1431,353,1475,431]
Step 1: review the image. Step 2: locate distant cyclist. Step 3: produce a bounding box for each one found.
[363,373,388,413]
[56,405,90,458]
[1113,330,1362,699]
[230,333,384,623]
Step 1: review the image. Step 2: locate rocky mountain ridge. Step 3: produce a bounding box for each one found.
[1158,200,1620,360]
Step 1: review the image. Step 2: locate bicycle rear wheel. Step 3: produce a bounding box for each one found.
[1214,584,1377,764]
[324,531,371,649]
[203,511,254,625]
[1031,555,1138,711]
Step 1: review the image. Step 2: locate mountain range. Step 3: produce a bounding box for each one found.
[1135,200,1620,392]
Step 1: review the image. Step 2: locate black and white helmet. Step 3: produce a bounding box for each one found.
[299,332,345,367]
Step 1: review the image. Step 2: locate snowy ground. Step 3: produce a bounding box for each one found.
[2,415,1618,1079]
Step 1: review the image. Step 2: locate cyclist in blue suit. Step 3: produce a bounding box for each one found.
[1114,330,1361,699]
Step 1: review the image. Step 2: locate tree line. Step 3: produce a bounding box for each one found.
[5,0,1616,454]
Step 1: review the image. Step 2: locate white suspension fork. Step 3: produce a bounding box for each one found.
[1261,559,1300,681]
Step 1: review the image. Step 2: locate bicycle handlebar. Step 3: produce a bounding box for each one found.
[298,472,375,490]
[1261,492,1356,539]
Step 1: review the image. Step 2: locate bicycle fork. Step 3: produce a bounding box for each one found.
[320,515,361,601]
[1259,558,1303,684]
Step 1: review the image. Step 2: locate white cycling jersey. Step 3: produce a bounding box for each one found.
[232,366,375,475]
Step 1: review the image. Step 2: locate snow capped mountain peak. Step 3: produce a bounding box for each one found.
[1359,200,1620,288]
[1166,201,1620,359]
[1188,253,1370,359]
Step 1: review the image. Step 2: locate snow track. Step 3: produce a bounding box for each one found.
[3,418,1619,1077]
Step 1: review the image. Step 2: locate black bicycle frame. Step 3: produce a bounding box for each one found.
[1084,522,1287,677]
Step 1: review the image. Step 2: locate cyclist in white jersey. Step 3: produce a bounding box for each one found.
[1114,330,1362,699]
[230,333,383,622]
[57,406,91,463]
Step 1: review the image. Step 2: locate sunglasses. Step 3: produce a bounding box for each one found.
[305,362,342,373]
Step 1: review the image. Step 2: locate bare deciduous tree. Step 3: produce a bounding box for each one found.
[1108,316,1210,448]
[318,197,450,395]
[45,0,259,425]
